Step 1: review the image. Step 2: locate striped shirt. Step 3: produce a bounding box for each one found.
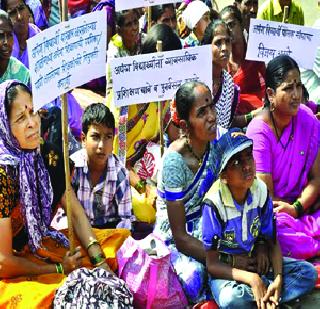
[71,149,134,229]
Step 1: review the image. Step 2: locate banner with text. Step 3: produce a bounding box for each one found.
[246,18,320,69]
[116,0,174,11]
[28,10,106,111]
[110,45,212,107]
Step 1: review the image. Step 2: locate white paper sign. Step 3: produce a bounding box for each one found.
[246,18,320,69]
[110,45,212,107]
[27,10,106,111]
[116,0,174,11]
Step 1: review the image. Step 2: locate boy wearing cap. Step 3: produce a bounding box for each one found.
[202,129,316,308]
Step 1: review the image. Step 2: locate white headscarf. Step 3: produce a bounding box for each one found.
[182,0,210,30]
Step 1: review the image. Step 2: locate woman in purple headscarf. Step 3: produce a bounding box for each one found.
[0,80,129,306]
[1,0,41,69]
[1,1,84,139]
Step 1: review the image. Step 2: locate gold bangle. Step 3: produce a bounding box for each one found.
[87,239,99,251]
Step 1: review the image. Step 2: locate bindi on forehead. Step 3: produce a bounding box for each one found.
[17,104,29,113]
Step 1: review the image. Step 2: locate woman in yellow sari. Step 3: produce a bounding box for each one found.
[0,80,130,308]
[107,24,181,226]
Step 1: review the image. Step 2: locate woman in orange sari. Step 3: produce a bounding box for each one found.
[0,80,130,308]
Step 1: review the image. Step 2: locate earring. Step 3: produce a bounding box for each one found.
[185,133,190,145]
[270,103,275,112]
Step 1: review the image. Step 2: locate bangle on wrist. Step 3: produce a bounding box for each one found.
[87,239,100,251]
[93,259,106,267]
[231,255,235,267]
[90,252,106,266]
[55,262,64,274]
[292,200,304,217]
[219,253,234,266]
[135,179,146,193]
[245,112,253,124]
[219,253,228,264]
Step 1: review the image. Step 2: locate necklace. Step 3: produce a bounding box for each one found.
[186,140,208,168]
[270,111,294,150]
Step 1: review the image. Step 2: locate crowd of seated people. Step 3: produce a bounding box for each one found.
[0,1,319,308]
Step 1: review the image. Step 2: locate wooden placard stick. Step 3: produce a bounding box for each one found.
[148,6,152,32]
[156,40,164,156]
[282,6,289,23]
[59,0,75,254]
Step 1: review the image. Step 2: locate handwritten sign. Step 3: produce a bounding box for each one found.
[27,10,106,111]
[116,0,174,11]
[246,18,320,69]
[110,45,212,107]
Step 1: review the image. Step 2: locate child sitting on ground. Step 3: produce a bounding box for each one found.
[70,103,135,230]
[202,128,317,308]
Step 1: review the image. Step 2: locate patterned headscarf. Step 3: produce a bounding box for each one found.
[0,80,69,253]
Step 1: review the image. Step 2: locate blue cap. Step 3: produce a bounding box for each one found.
[215,128,253,174]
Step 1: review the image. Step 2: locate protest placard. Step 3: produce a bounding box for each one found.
[246,18,320,69]
[110,45,212,107]
[27,10,106,111]
[116,0,174,11]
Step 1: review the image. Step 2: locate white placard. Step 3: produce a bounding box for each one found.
[246,18,320,69]
[116,0,175,11]
[27,10,106,111]
[110,45,212,107]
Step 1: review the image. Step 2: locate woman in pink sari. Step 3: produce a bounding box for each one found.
[246,55,320,260]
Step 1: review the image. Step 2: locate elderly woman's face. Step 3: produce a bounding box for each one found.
[9,89,41,150]
[211,24,232,69]
[0,18,14,59]
[118,10,139,49]
[6,0,29,33]
[270,68,302,117]
[187,85,217,142]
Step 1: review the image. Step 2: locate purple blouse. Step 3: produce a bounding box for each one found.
[246,104,319,202]
[12,23,41,69]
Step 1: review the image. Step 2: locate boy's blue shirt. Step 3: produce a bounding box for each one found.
[202,178,274,255]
